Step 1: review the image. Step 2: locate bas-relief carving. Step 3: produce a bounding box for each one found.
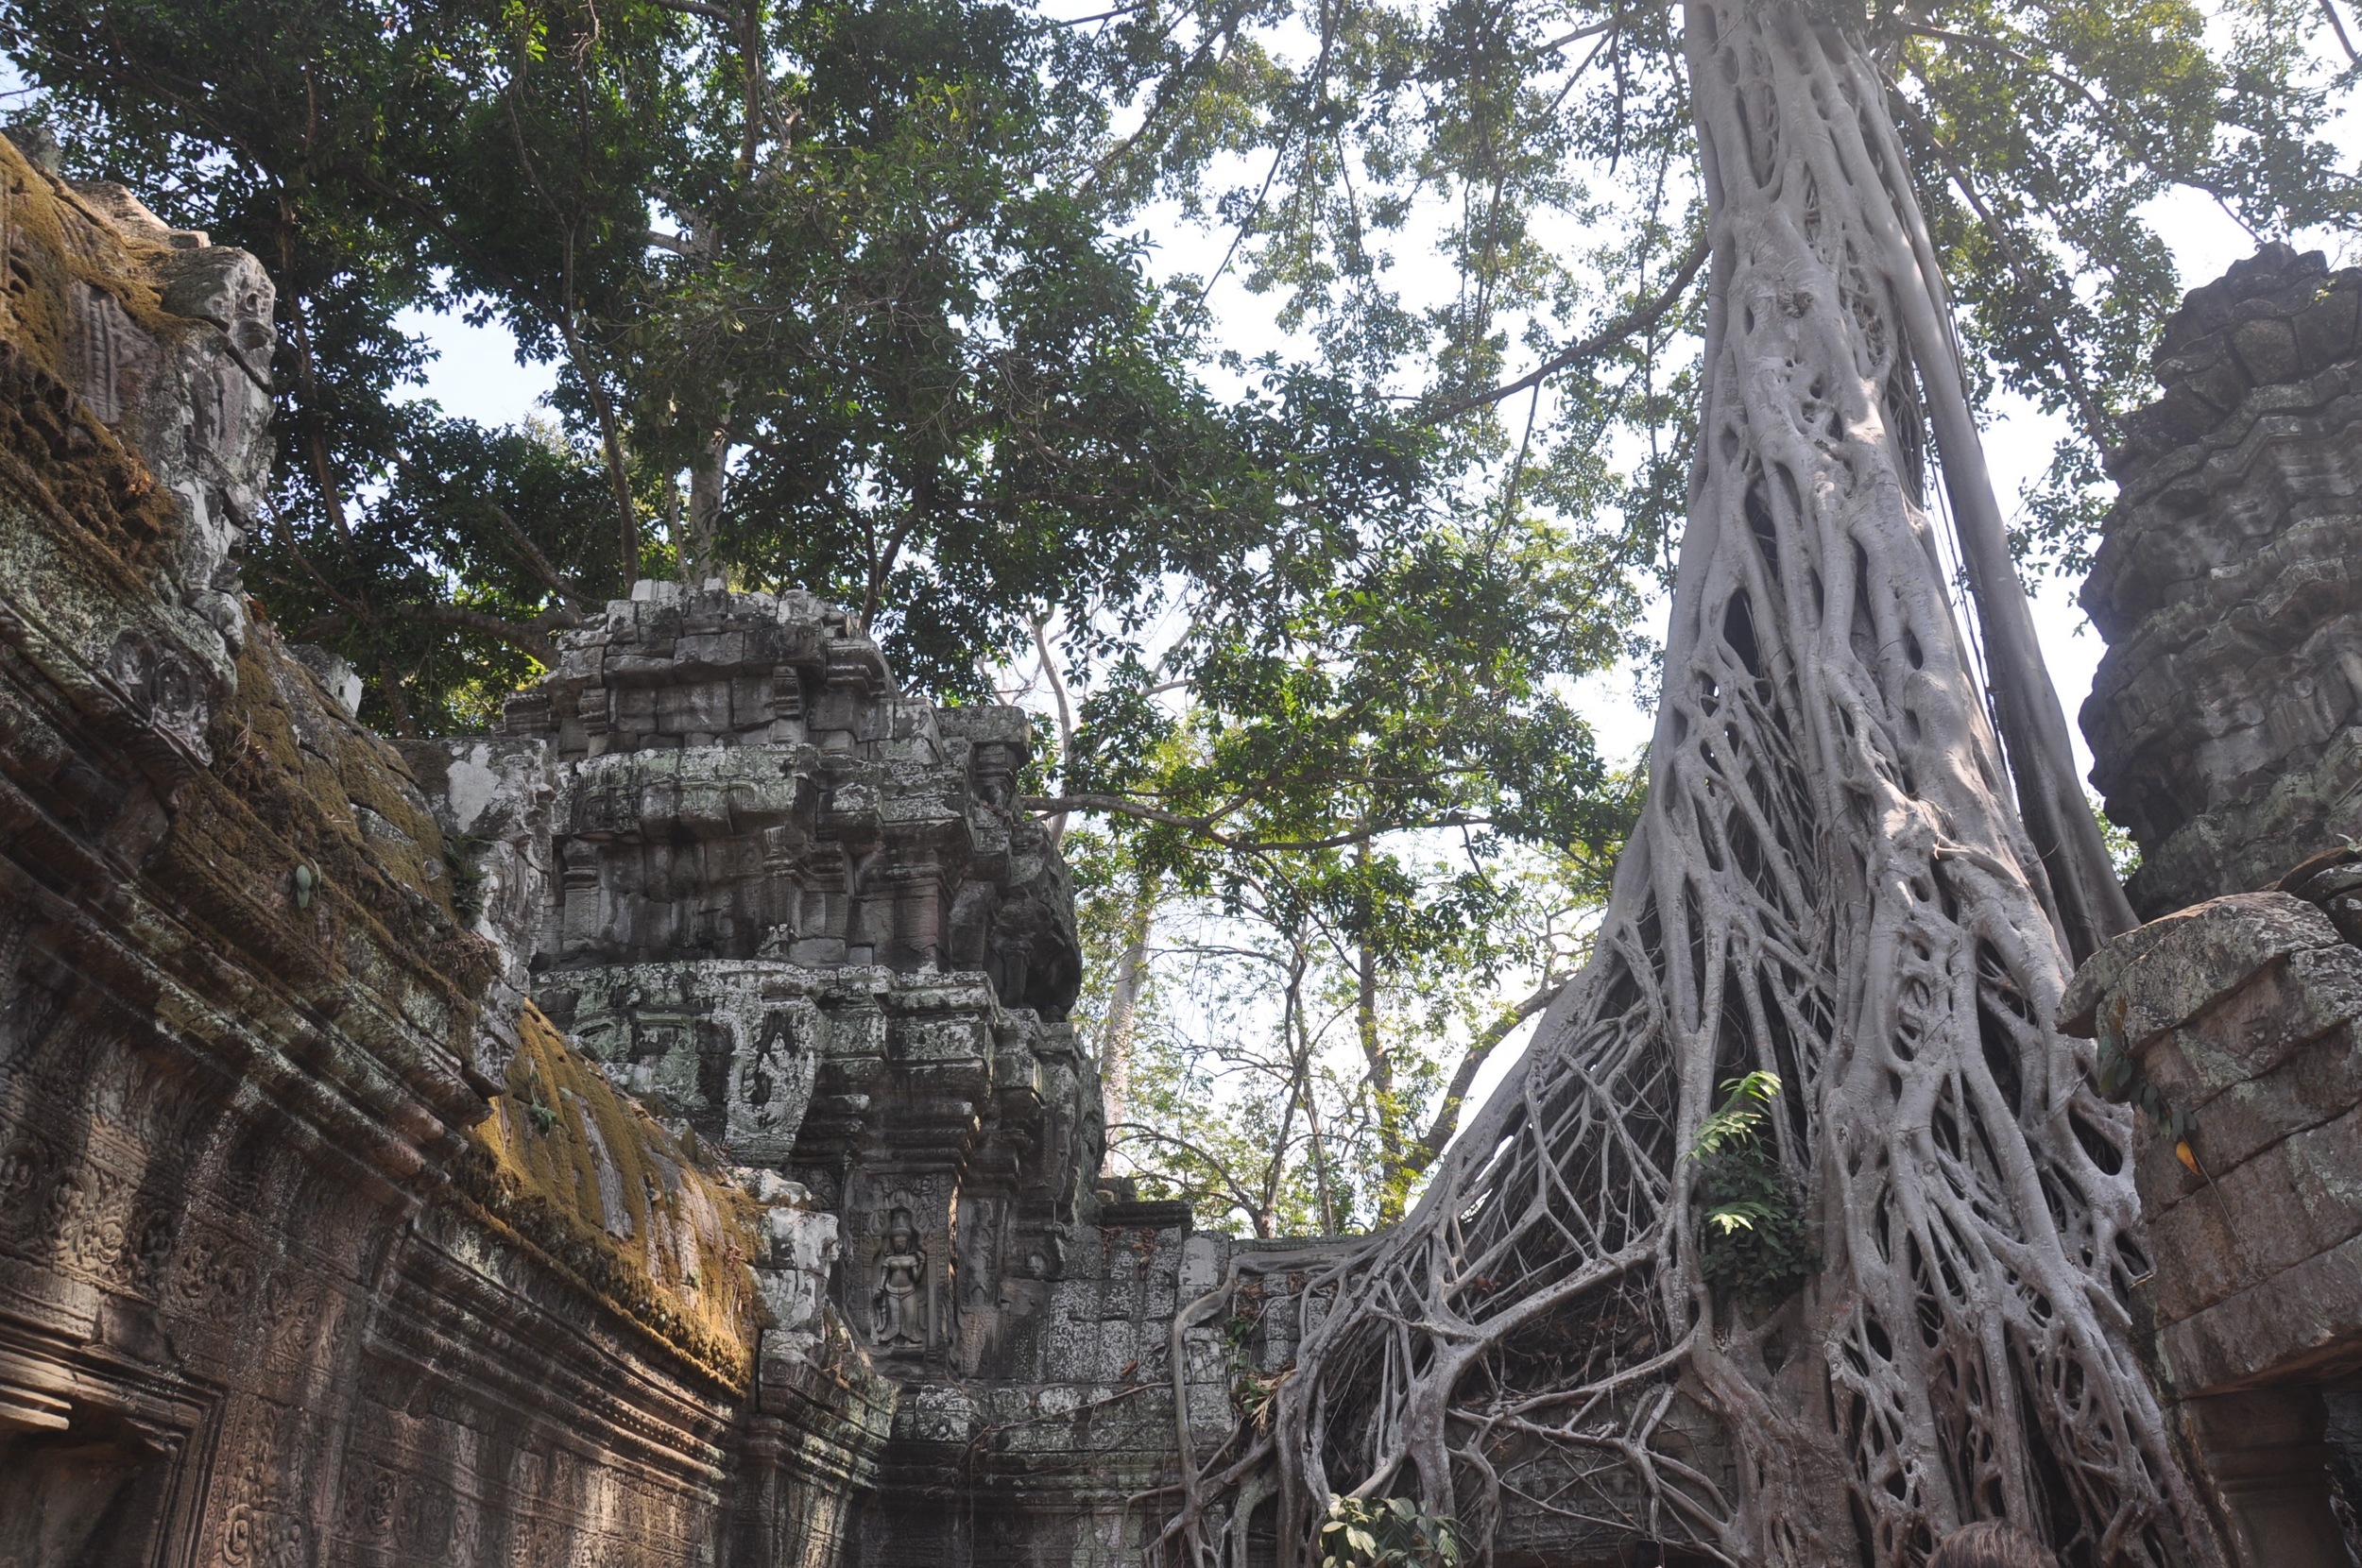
[872,1208,927,1354]
[557,963,824,1157]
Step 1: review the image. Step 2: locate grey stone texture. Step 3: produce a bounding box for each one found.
[0,132,906,1568]
[2072,244,2362,1563]
[402,580,1310,1568]
[2062,884,2362,1565]
[2082,242,2362,919]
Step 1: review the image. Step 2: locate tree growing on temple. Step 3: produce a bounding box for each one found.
[1113,0,2354,1562]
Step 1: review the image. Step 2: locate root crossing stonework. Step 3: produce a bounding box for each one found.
[3,40,2359,1566]
[1157,8,2217,1566]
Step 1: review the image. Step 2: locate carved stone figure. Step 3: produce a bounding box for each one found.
[872,1209,926,1351]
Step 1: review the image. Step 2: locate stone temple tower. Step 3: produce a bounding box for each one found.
[408,578,1097,1380]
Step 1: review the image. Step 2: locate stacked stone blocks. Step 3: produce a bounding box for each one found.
[2084,243,2362,918]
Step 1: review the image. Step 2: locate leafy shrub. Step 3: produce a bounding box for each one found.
[1687,1072,1814,1306]
[1318,1495,1462,1568]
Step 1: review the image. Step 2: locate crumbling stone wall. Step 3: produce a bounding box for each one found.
[404,582,1259,1568]
[2083,243,2362,919]
[0,125,1235,1568]
[0,128,1346,1568]
[0,136,890,1568]
[2072,246,2362,1566]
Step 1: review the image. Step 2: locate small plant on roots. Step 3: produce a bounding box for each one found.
[1687,1071,1813,1307]
[1317,1495,1462,1568]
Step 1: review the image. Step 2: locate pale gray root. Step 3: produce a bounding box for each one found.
[1154,6,2220,1564]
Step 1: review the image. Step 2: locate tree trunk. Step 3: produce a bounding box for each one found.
[1157,6,2216,1564]
[685,430,728,588]
[1099,870,1155,1172]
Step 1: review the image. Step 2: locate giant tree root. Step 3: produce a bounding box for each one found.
[1155,6,2220,1564]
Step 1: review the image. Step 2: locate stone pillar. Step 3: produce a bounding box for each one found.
[2185,1387,2356,1568]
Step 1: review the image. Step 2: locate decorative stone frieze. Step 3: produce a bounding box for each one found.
[0,132,890,1568]
[0,126,1321,1568]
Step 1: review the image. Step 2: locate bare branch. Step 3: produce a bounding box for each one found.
[482,499,600,610]
[1407,976,1566,1173]
[2321,0,2362,65]
[1422,233,1707,423]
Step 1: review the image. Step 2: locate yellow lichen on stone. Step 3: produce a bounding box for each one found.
[161,623,497,1051]
[0,135,192,570]
[464,1001,766,1389]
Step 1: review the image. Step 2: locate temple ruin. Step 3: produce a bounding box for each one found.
[6,129,2362,1568]
[2067,243,2362,1565]
[0,133,1276,1568]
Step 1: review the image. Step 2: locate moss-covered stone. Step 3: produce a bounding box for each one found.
[456,1002,766,1389]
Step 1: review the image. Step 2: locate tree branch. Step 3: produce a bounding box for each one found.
[300,603,582,664]
[1406,976,1565,1174]
[1422,233,1706,423]
[2320,0,2362,65]
[483,499,600,610]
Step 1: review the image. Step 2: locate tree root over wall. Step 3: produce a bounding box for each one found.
[1156,6,2222,1565]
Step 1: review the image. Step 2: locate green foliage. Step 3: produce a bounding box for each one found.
[1884,0,2361,576]
[2091,793,2143,883]
[1317,1494,1462,1568]
[1078,0,2357,588]
[1081,825,1621,1236]
[1687,1073,1813,1306]
[1690,1070,1781,1164]
[0,0,1277,721]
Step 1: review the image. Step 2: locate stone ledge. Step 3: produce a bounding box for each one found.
[2162,1226,2362,1393]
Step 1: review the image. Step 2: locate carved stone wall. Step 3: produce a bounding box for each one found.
[407,582,1097,1375]
[0,128,1348,1568]
[2073,246,2362,1566]
[402,583,1237,1568]
[0,135,892,1568]
[2083,243,2362,919]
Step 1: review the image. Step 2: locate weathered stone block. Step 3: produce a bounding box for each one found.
[2075,893,2338,1049]
[2163,1228,2362,1391]
[2085,245,2362,916]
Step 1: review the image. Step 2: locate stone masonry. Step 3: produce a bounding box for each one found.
[2083,243,2362,919]
[2072,247,2362,1567]
[0,128,1335,1568]
[0,131,916,1568]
